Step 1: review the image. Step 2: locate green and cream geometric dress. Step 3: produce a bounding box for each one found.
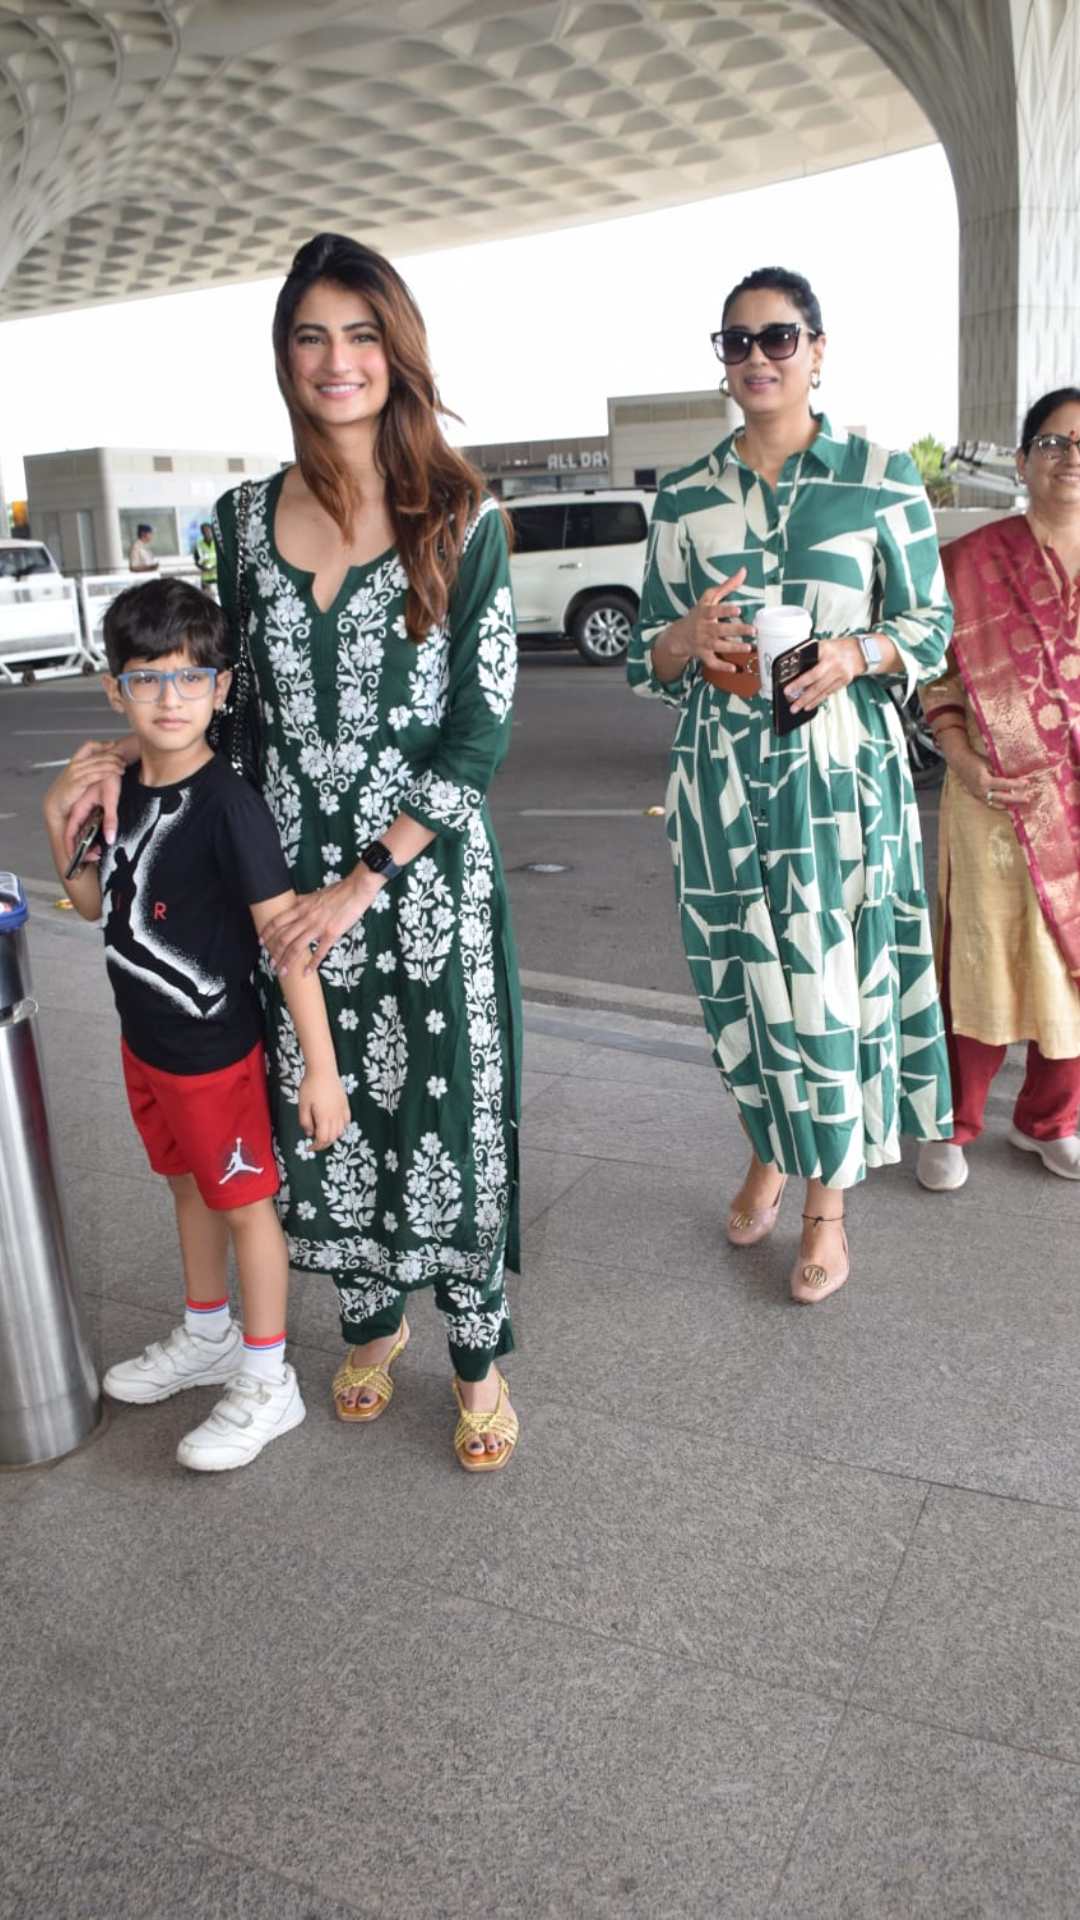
[214,473,521,1355]
[629,417,954,1188]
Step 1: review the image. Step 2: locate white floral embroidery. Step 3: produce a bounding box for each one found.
[426,1009,447,1034]
[322,842,342,866]
[338,1008,359,1031]
[323,1123,378,1231]
[274,1007,303,1103]
[382,1211,398,1233]
[399,856,456,984]
[404,1131,463,1242]
[387,705,411,730]
[408,626,450,727]
[375,951,397,973]
[427,1076,448,1098]
[460,812,510,1241]
[385,1149,399,1171]
[262,745,303,866]
[296,1201,316,1221]
[438,1300,509,1351]
[286,1232,488,1286]
[354,744,412,848]
[338,1279,400,1325]
[363,994,408,1114]
[402,770,482,833]
[369,890,391,915]
[244,483,404,807]
[295,1138,316,1162]
[462,495,501,551]
[477,586,517,721]
[443,1281,490,1311]
[320,921,368,992]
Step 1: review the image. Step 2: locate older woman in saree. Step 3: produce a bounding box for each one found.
[918,387,1080,1189]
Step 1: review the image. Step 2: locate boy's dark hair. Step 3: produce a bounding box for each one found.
[103,577,229,676]
[1019,387,1080,453]
[722,266,824,335]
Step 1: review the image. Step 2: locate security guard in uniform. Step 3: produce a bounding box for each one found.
[193,521,218,599]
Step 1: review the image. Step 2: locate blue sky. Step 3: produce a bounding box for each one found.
[0,143,958,501]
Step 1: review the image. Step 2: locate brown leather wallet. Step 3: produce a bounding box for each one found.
[701,654,761,698]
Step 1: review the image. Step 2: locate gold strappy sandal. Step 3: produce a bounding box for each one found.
[332,1320,410,1423]
[452,1370,519,1474]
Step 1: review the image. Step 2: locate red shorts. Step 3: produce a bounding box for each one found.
[121,1039,280,1212]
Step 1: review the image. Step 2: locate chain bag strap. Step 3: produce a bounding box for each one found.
[211,478,263,785]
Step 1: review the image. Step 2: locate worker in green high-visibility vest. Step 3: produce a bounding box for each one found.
[193,521,218,599]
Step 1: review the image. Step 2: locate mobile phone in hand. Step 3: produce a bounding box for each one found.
[64,807,104,881]
[772,639,819,736]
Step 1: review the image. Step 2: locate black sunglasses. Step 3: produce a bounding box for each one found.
[710,323,820,365]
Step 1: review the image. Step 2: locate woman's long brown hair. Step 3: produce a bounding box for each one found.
[272,232,497,643]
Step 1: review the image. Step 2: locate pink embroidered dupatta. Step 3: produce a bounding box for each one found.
[939,515,1080,978]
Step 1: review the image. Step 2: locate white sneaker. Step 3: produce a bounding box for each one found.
[103,1321,243,1404]
[176,1364,305,1472]
[1008,1126,1080,1180]
[916,1142,969,1191]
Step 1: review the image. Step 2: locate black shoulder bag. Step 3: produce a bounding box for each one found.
[210,479,263,786]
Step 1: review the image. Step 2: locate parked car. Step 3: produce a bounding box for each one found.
[0,538,82,682]
[507,490,652,665]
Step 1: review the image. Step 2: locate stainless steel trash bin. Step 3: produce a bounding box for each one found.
[0,873,100,1465]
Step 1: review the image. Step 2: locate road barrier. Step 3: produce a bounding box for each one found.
[0,575,85,685]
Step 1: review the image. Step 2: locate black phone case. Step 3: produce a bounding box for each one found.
[772,639,819,736]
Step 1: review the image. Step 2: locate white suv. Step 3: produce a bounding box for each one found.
[507,489,652,666]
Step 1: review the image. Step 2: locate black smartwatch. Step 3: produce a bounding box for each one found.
[360,840,403,881]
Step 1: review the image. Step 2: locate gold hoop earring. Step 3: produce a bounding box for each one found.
[719,376,731,397]
[811,372,822,390]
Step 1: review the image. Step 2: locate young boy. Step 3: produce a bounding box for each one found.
[43,577,349,1472]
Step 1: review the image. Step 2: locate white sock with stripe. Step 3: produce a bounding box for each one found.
[242,1333,287,1383]
[185,1296,231,1342]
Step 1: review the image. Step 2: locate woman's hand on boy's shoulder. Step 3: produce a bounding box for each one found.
[298,1067,350,1150]
[44,741,126,844]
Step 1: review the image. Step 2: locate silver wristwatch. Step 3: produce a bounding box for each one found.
[857,634,883,674]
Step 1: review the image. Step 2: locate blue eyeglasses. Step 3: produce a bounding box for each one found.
[117,667,218,703]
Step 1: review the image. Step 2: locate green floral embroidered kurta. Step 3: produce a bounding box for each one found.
[628,418,954,1188]
[214,473,521,1350]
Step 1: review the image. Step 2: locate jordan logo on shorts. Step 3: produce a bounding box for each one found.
[219,1137,264,1185]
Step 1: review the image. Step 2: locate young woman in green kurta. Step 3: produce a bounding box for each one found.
[216,234,521,1469]
[629,266,953,1302]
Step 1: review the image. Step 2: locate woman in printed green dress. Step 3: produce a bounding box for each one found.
[629,266,953,1302]
[215,233,521,1469]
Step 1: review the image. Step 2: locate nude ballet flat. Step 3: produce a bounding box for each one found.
[790,1212,849,1304]
[726,1176,788,1247]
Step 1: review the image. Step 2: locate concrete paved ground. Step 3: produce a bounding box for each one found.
[4,887,1080,1919]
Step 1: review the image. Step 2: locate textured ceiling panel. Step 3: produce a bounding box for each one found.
[0,0,933,317]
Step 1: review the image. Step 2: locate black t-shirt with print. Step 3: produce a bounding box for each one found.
[99,755,291,1074]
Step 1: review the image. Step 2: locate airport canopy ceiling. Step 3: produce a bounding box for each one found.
[0,0,933,319]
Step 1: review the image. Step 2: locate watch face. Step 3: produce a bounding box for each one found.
[364,842,391,872]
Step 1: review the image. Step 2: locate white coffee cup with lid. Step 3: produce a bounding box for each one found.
[754,605,813,697]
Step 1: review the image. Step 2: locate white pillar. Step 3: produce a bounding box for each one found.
[818,0,1080,444]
